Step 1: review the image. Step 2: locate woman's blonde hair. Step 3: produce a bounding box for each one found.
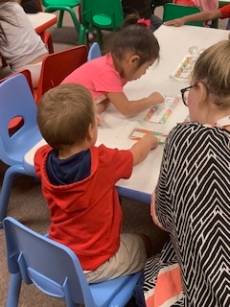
[192,40,230,109]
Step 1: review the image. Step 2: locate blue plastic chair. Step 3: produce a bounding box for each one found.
[3,217,142,307]
[0,74,42,226]
[87,42,102,61]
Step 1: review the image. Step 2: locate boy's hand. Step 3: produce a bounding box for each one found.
[164,18,185,27]
[147,92,164,106]
[140,133,159,150]
[131,132,159,165]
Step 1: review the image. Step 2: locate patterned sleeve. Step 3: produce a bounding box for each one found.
[151,130,172,231]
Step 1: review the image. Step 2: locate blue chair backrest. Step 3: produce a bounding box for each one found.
[4,217,96,306]
[0,74,41,165]
[87,42,102,61]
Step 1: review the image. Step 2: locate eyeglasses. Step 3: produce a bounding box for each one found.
[180,85,195,106]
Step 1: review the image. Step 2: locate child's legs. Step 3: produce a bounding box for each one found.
[85,233,147,283]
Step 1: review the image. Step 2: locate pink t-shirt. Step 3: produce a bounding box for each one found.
[62,54,126,103]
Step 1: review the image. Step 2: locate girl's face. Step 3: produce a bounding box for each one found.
[118,52,154,81]
[130,61,154,81]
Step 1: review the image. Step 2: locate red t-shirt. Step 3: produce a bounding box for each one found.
[220,4,230,18]
[34,144,133,270]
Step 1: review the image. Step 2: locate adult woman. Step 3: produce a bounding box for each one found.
[139,40,230,306]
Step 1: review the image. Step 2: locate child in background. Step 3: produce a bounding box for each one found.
[35,84,158,283]
[0,0,48,86]
[63,25,164,117]
[122,0,162,31]
[21,0,42,13]
[173,0,218,11]
[165,4,230,28]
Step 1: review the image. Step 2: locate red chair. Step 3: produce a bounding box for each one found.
[39,31,54,54]
[35,45,88,102]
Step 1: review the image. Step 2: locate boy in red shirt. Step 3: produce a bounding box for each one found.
[35,84,158,283]
[165,4,230,28]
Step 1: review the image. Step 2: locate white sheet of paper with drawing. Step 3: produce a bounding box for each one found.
[144,96,180,124]
[129,128,167,144]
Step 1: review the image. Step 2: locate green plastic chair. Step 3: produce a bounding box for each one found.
[163,3,203,27]
[42,0,86,43]
[80,0,124,43]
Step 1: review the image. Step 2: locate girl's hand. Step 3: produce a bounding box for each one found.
[147,92,164,106]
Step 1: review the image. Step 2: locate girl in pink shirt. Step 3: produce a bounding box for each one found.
[63,24,164,117]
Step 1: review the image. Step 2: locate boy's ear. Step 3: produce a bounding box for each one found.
[87,123,94,141]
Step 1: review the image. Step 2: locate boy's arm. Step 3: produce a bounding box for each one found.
[130,133,158,165]
[165,9,222,27]
[107,91,164,117]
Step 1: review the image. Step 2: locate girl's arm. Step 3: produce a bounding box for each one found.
[165,9,221,27]
[107,91,164,117]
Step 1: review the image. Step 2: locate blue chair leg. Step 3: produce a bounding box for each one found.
[0,165,26,227]
[6,273,22,307]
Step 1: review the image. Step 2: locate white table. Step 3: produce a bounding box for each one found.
[27,12,57,34]
[24,25,229,204]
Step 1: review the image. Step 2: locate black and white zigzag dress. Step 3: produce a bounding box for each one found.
[144,122,230,307]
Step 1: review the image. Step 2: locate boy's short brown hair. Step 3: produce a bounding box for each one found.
[37,84,95,149]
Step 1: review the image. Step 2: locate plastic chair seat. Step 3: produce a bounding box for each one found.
[6,126,41,166]
[43,0,79,8]
[90,274,140,306]
[93,15,113,27]
[46,3,77,8]
[80,0,123,43]
[3,217,142,307]
[43,0,84,44]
